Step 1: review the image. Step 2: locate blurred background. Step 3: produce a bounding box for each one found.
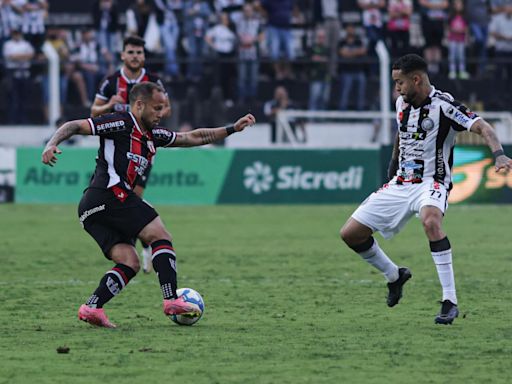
[1,0,512,205]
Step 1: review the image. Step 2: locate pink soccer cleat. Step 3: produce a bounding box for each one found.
[163,296,201,317]
[78,304,117,328]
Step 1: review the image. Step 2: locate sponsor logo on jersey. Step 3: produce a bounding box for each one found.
[153,128,174,140]
[79,204,106,225]
[452,110,472,126]
[436,148,445,178]
[127,152,149,176]
[402,161,423,169]
[96,120,126,133]
[400,131,426,140]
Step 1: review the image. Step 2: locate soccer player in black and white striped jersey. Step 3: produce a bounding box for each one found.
[340,54,512,325]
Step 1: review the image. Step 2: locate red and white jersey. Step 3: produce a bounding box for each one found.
[86,111,176,190]
[95,67,167,113]
[393,86,481,189]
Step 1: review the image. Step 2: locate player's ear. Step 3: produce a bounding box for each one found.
[135,99,144,112]
[412,72,421,85]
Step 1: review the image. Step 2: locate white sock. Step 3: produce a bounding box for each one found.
[431,249,457,304]
[358,239,399,282]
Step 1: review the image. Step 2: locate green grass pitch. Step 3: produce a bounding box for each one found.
[0,204,511,384]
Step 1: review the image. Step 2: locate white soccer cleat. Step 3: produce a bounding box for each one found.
[142,246,152,273]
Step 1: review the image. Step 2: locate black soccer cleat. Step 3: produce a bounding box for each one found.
[435,300,459,325]
[386,267,412,307]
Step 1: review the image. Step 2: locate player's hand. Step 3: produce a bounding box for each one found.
[495,155,512,173]
[109,93,125,107]
[234,114,256,132]
[42,145,62,167]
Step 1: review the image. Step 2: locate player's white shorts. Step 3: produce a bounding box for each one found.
[351,178,449,239]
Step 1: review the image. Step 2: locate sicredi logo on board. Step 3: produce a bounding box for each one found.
[243,161,364,195]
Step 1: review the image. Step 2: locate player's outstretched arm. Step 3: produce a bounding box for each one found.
[172,113,256,147]
[42,119,93,166]
[470,119,512,172]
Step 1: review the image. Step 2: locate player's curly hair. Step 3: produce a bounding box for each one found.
[392,54,428,74]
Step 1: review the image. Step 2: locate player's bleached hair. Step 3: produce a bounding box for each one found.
[123,35,145,51]
[392,54,428,74]
[129,82,165,104]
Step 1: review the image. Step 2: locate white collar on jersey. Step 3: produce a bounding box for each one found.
[129,112,144,134]
[121,67,147,84]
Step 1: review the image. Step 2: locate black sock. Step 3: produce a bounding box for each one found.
[85,264,136,308]
[151,239,178,299]
[141,240,149,249]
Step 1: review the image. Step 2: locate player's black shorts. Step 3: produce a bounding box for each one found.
[78,186,158,258]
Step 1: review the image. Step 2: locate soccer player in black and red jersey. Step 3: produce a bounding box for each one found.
[91,35,169,273]
[42,82,256,328]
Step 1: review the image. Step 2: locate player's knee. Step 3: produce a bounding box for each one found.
[142,226,172,245]
[340,226,359,247]
[422,216,442,237]
[147,232,172,245]
[340,225,349,242]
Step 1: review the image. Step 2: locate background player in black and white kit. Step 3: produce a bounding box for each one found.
[42,82,256,328]
[91,35,170,273]
[340,54,512,324]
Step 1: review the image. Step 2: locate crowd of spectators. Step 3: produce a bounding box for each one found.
[1,0,512,125]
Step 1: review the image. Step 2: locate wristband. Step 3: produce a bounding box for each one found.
[492,149,505,160]
[225,124,236,135]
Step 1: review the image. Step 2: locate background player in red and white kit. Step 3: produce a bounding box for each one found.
[91,35,170,273]
[340,54,512,325]
[42,82,256,328]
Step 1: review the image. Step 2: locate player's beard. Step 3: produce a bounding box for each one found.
[402,89,416,104]
[125,60,143,73]
[141,114,159,131]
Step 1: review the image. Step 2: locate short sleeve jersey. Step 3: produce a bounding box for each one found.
[394,86,481,189]
[95,67,167,113]
[86,111,176,190]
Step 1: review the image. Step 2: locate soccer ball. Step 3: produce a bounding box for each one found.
[170,288,205,326]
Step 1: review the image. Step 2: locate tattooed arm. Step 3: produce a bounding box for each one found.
[172,114,256,147]
[470,119,512,173]
[42,119,92,166]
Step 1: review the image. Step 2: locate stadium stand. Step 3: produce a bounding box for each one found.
[1,0,512,128]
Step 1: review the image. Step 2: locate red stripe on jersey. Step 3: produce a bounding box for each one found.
[117,73,150,101]
[152,245,175,253]
[127,128,143,187]
[112,267,129,284]
[117,75,129,103]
